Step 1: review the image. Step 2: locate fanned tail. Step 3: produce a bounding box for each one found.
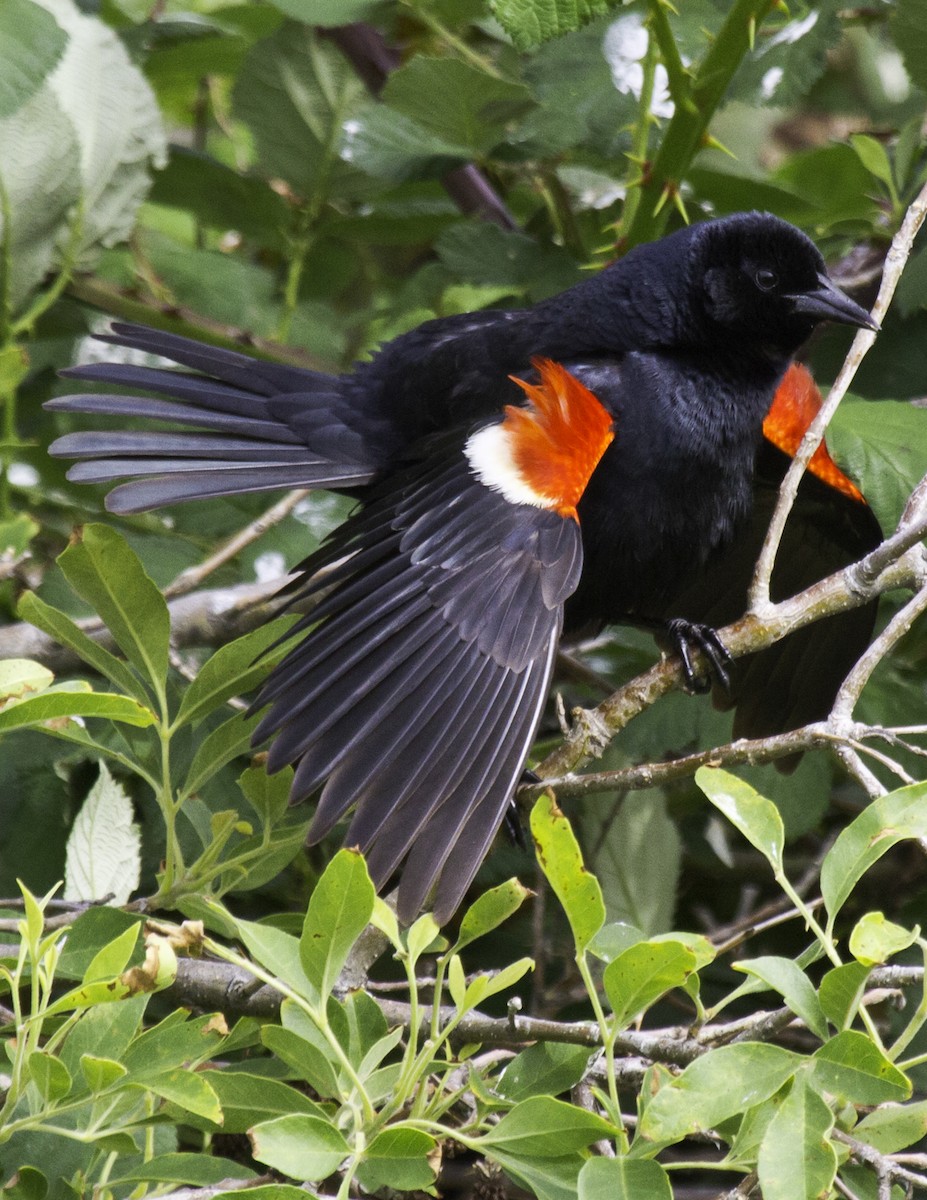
[46,323,382,513]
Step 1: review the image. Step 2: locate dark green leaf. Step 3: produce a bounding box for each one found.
[490,0,622,50]
[818,962,869,1031]
[496,1043,593,1102]
[356,1127,437,1193]
[603,940,697,1028]
[477,1096,615,1156]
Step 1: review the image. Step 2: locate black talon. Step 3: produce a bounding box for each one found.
[663,618,733,694]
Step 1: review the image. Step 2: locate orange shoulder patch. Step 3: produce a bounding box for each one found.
[503,358,614,520]
[763,362,865,504]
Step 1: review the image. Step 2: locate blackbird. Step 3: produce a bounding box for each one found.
[47,211,880,922]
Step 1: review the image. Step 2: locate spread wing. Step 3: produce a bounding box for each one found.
[256,360,614,923]
[256,449,582,924]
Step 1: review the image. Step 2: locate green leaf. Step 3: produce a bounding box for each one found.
[249,1114,350,1181]
[855,1098,927,1154]
[300,849,375,1005]
[639,1044,801,1143]
[266,0,383,25]
[357,1127,437,1193]
[757,1074,837,1200]
[477,1097,615,1156]
[383,57,534,155]
[733,956,828,1042]
[202,1069,329,1134]
[182,711,259,799]
[27,1051,72,1101]
[496,1042,593,1103]
[80,1054,128,1093]
[174,616,296,728]
[812,1032,911,1104]
[0,683,156,733]
[849,912,918,967]
[850,134,897,199]
[695,768,784,871]
[435,222,581,301]
[17,590,149,703]
[211,908,315,999]
[0,0,67,119]
[109,1153,256,1186]
[603,940,697,1029]
[260,1025,340,1099]
[239,764,292,826]
[818,962,869,1031]
[829,400,927,530]
[490,0,621,50]
[133,1068,222,1122]
[531,792,605,952]
[584,792,681,935]
[820,782,927,922]
[453,878,531,952]
[58,525,170,689]
[64,761,141,906]
[344,103,470,183]
[464,958,534,1009]
[82,922,140,983]
[489,1151,586,1200]
[579,1157,672,1200]
[0,658,52,702]
[0,512,38,557]
[232,25,365,196]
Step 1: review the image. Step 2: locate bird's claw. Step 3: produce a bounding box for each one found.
[664,618,733,694]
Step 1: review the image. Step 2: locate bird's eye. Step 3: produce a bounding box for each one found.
[755,268,778,292]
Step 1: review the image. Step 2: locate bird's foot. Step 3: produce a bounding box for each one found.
[663,618,732,694]
[504,774,538,849]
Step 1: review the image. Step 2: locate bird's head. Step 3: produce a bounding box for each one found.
[683,212,877,358]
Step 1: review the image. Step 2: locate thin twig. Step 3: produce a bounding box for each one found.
[751,178,927,611]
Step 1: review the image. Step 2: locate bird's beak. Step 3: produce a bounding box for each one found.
[788,272,880,332]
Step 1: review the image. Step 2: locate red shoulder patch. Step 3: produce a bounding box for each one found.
[763,362,865,504]
[504,358,615,520]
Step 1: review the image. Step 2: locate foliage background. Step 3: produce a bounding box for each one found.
[2,0,927,1197]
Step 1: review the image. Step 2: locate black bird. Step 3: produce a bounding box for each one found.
[46,212,880,923]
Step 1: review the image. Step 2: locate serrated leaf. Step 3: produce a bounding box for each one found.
[531,792,605,953]
[300,849,375,1005]
[63,762,141,905]
[383,57,534,154]
[249,1114,350,1181]
[38,0,166,261]
[0,84,81,311]
[829,399,927,532]
[639,1044,801,1142]
[490,0,621,50]
[820,782,927,923]
[696,767,785,871]
[579,1157,672,1200]
[734,956,828,1041]
[0,0,67,119]
[58,525,170,688]
[603,940,696,1029]
[812,1031,911,1104]
[757,1074,837,1200]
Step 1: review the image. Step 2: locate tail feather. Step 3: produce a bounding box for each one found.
[47,323,383,511]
